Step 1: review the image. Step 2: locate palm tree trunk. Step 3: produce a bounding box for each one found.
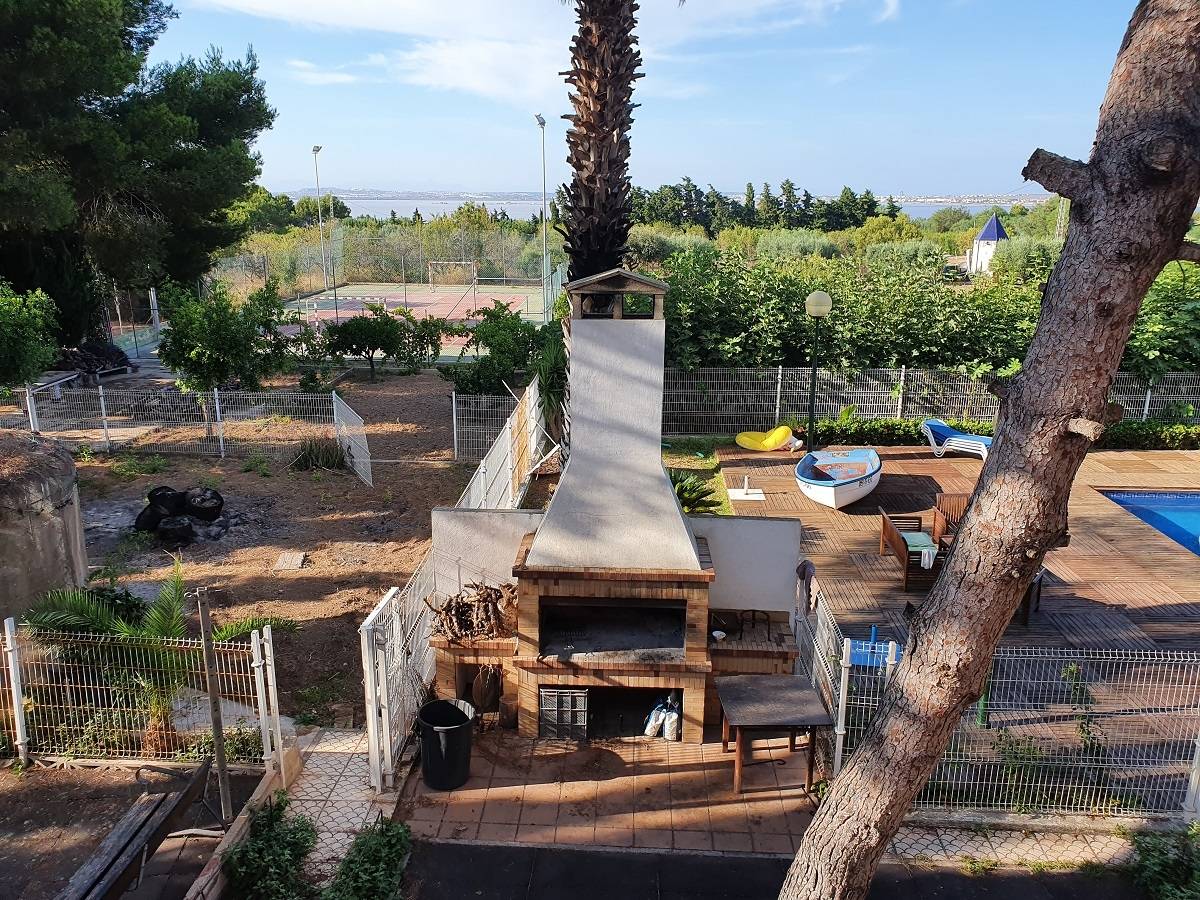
[781,3,1200,897]
[559,0,643,280]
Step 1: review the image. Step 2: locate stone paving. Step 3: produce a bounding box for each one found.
[286,728,395,883]
[394,730,1137,871]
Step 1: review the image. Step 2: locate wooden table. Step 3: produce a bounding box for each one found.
[715,675,834,794]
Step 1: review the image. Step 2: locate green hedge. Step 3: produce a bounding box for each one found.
[775,416,1200,450]
[780,416,994,447]
[1098,420,1200,450]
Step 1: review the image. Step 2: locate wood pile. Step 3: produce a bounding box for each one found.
[426,581,517,642]
[55,341,132,375]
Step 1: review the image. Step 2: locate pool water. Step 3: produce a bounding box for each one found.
[1103,491,1200,556]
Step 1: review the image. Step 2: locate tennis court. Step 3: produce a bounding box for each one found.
[292,281,548,327]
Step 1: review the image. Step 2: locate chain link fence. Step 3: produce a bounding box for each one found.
[798,590,1200,817]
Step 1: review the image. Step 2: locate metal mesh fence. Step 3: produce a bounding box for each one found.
[453,393,518,461]
[807,599,1200,816]
[3,625,280,766]
[361,377,545,790]
[455,368,1200,441]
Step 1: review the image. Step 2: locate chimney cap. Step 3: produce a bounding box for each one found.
[564,268,669,295]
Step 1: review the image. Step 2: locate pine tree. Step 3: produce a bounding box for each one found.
[741,183,757,226]
[779,179,801,228]
[756,183,782,228]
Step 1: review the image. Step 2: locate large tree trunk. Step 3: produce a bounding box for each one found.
[558,0,642,280]
[781,3,1200,897]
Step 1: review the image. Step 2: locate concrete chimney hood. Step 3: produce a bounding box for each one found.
[524,269,701,572]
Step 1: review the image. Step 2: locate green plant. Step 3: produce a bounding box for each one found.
[1126,822,1200,900]
[75,444,95,463]
[992,729,1046,813]
[0,281,58,388]
[668,468,722,514]
[175,721,264,764]
[158,281,291,392]
[321,818,411,900]
[222,792,317,900]
[242,451,272,477]
[111,454,169,480]
[290,437,347,471]
[24,558,192,756]
[324,304,408,380]
[211,616,299,642]
[199,473,222,490]
[960,856,1000,876]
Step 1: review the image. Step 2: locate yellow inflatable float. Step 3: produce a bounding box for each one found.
[735,425,798,452]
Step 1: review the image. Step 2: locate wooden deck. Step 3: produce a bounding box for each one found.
[719,446,1200,652]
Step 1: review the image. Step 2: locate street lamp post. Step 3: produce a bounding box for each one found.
[312,146,329,293]
[804,290,833,451]
[535,114,549,323]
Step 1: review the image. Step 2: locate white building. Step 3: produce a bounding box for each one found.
[967,212,1009,274]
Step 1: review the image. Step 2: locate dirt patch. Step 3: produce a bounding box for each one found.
[0,765,257,900]
[74,371,471,725]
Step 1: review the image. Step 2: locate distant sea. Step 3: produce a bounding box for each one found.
[343,198,1016,222]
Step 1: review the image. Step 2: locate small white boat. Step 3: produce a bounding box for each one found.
[794,448,882,510]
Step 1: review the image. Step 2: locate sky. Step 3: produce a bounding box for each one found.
[151,0,1136,196]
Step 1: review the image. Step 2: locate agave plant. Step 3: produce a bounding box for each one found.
[669,468,722,515]
[24,558,193,757]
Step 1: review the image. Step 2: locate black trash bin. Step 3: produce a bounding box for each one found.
[417,698,475,791]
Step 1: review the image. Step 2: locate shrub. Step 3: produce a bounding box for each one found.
[757,228,839,260]
[321,818,412,900]
[0,281,58,390]
[989,235,1061,282]
[175,722,264,763]
[865,239,944,270]
[223,792,316,900]
[775,415,995,448]
[626,224,711,267]
[324,305,406,380]
[669,469,722,514]
[242,451,272,477]
[1097,421,1200,451]
[211,616,300,642]
[1126,823,1200,900]
[111,454,169,480]
[290,437,347,471]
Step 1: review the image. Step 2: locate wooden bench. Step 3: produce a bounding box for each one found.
[57,758,213,900]
[879,509,946,592]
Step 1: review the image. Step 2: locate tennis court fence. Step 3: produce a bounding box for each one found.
[452,367,1200,455]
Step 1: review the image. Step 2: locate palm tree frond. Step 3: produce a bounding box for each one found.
[23,588,124,635]
[140,556,187,640]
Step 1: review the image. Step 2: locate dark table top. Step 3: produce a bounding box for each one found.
[715,675,835,729]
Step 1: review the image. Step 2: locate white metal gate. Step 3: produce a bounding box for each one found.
[333,392,373,486]
[360,570,435,791]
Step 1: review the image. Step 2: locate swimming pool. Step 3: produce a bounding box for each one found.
[1103,491,1200,556]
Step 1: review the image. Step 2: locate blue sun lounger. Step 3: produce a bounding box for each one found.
[921,419,992,461]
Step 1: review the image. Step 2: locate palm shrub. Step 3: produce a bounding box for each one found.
[669,469,721,514]
[24,558,193,757]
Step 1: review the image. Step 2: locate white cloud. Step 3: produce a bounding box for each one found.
[875,0,901,22]
[285,58,359,85]
[367,39,567,106]
[195,0,877,103]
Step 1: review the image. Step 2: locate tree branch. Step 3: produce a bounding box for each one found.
[1022,149,1092,200]
[1180,241,1200,263]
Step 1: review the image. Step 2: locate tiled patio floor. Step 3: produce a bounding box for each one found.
[287,729,396,883]
[397,730,820,855]
[395,730,1136,869]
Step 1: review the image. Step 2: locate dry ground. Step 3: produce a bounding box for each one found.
[0,765,256,900]
[74,371,470,725]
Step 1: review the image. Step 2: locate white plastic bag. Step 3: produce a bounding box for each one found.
[662,707,680,741]
[643,704,666,737]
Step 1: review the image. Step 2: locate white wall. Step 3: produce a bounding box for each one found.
[687,515,803,612]
[429,507,544,597]
[968,239,998,274]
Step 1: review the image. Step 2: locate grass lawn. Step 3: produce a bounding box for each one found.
[661,435,734,516]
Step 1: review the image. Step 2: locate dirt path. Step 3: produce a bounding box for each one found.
[76,371,470,724]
